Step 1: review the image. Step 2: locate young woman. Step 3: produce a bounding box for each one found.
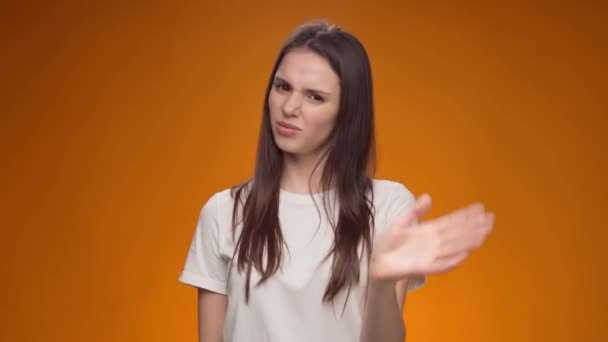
[179,20,494,342]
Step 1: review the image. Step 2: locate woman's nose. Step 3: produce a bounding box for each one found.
[281,93,302,117]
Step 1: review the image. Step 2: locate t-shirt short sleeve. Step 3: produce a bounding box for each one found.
[178,193,228,295]
[383,182,427,292]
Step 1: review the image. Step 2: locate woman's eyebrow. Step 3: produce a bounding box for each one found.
[273,76,331,96]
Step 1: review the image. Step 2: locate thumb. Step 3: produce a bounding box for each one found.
[393,193,433,228]
[414,193,432,218]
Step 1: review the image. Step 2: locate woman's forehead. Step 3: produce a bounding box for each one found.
[275,49,339,90]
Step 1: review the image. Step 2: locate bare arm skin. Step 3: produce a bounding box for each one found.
[197,288,227,342]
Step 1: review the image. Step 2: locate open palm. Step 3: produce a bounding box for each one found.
[370,194,495,281]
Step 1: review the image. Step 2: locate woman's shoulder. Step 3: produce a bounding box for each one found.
[371,178,415,200]
[203,178,414,211]
[370,178,417,229]
[192,182,251,235]
[202,180,252,213]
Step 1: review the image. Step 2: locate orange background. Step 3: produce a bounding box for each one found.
[1,1,606,341]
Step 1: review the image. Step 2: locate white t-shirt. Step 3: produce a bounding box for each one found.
[178,179,425,342]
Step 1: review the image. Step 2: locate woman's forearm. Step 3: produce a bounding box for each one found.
[360,279,405,342]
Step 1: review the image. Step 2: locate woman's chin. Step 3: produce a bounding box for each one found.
[276,145,302,155]
[273,138,300,153]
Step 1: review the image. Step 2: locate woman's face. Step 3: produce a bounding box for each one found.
[268,48,341,158]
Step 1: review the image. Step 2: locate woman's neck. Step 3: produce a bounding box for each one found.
[280,151,328,194]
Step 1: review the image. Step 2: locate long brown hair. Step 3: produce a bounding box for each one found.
[230,20,377,305]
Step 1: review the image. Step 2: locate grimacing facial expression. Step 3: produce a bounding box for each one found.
[269,48,341,157]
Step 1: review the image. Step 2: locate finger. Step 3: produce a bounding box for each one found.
[439,212,494,254]
[487,212,496,231]
[440,213,494,243]
[392,194,433,228]
[436,201,491,232]
[439,210,493,241]
[414,193,432,219]
[435,202,486,229]
[440,232,488,257]
[429,251,469,274]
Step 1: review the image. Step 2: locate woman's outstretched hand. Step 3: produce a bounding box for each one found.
[369,194,495,282]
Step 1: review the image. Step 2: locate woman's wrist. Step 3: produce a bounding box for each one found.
[368,255,407,289]
[369,252,413,285]
[367,277,397,292]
